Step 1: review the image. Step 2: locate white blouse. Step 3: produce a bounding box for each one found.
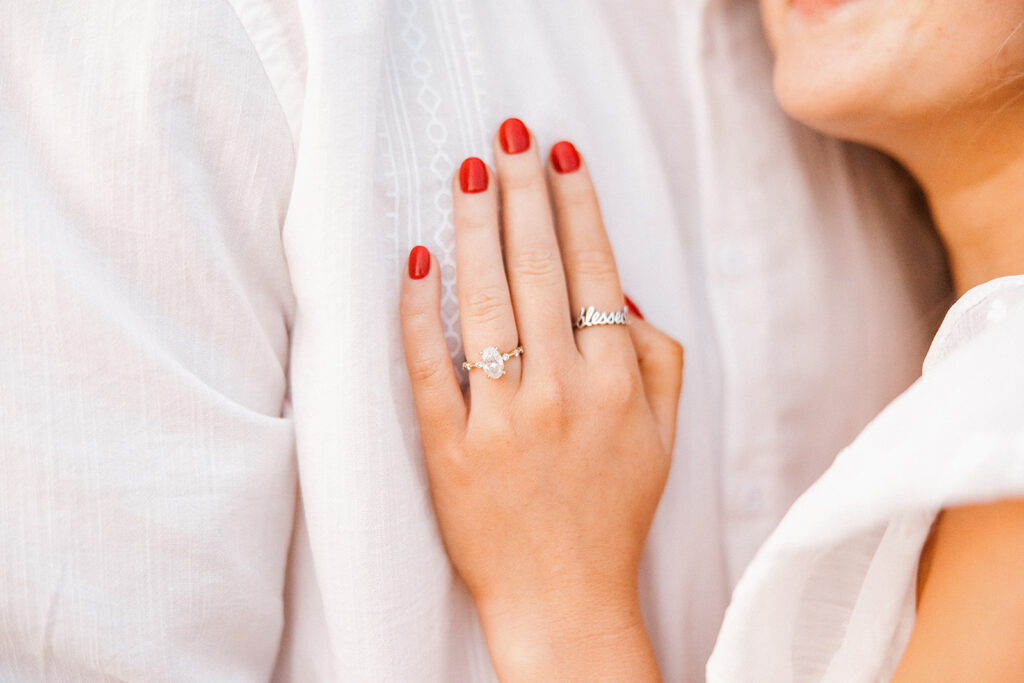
[708,275,1024,682]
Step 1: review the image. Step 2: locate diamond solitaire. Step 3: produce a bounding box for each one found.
[462,345,524,380]
[480,347,504,379]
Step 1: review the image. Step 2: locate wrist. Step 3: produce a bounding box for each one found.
[475,587,659,681]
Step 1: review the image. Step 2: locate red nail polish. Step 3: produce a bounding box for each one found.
[459,157,488,193]
[499,118,530,155]
[625,295,644,320]
[408,246,431,280]
[550,141,581,174]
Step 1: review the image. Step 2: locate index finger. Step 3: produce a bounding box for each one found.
[400,247,468,450]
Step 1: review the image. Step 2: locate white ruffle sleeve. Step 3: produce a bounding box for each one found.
[708,276,1024,682]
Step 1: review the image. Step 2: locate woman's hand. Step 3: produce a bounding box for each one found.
[399,118,683,681]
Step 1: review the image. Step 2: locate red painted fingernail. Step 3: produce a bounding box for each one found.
[408,246,431,280]
[625,295,644,320]
[550,141,581,174]
[459,157,488,193]
[499,118,530,155]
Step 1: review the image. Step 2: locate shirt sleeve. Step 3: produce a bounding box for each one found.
[0,2,297,679]
[707,286,1024,682]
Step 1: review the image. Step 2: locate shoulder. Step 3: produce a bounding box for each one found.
[708,276,1024,681]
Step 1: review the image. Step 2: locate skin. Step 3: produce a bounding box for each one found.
[401,1,1024,678]
[760,0,1024,295]
[895,502,1024,681]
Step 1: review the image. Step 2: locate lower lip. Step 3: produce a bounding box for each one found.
[791,0,853,17]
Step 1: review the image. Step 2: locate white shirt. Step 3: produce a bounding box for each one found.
[708,275,1024,682]
[0,1,949,681]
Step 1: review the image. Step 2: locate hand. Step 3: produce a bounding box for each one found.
[399,118,683,680]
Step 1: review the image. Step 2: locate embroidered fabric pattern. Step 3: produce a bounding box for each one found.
[378,0,490,372]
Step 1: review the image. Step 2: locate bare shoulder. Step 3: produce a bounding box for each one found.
[893,500,1024,682]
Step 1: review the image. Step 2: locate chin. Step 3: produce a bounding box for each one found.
[771,53,889,144]
[760,0,1024,151]
[761,0,920,145]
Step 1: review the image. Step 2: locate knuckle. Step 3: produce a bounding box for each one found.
[463,285,511,327]
[662,337,685,368]
[501,170,545,193]
[596,368,641,406]
[427,446,473,489]
[400,296,430,325]
[673,340,686,364]
[514,246,561,282]
[525,376,571,418]
[559,186,597,213]
[568,247,617,278]
[456,211,494,234]
[407,353,449,388]
[469,414,515,447]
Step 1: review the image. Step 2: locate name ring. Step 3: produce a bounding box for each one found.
[575,306,630,329]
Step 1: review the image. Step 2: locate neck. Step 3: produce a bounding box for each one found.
[885,109,1024,297]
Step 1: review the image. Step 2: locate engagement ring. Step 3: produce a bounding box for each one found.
[462,345,524,379]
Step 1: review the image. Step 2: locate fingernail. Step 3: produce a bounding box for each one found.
[625,295,644,320]
[459,157,488,193]
[408,245,431,280]
[499,117,530,155]
[550,141,581,174]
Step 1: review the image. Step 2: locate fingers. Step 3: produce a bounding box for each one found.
[493,118,576,363]
[545,141,630,357]
[628,316,685,452]
[400,246,467,449]
[453,158,522,394]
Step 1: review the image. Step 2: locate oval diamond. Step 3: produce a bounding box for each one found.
[480,346,505,379]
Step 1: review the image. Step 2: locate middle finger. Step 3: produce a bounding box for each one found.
[493,118,576,363]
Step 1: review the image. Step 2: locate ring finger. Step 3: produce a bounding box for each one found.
[546,141,633,358]
[453,156,522,396]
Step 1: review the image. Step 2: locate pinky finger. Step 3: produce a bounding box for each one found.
[400,246,468,450]
[628,317,684,452]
